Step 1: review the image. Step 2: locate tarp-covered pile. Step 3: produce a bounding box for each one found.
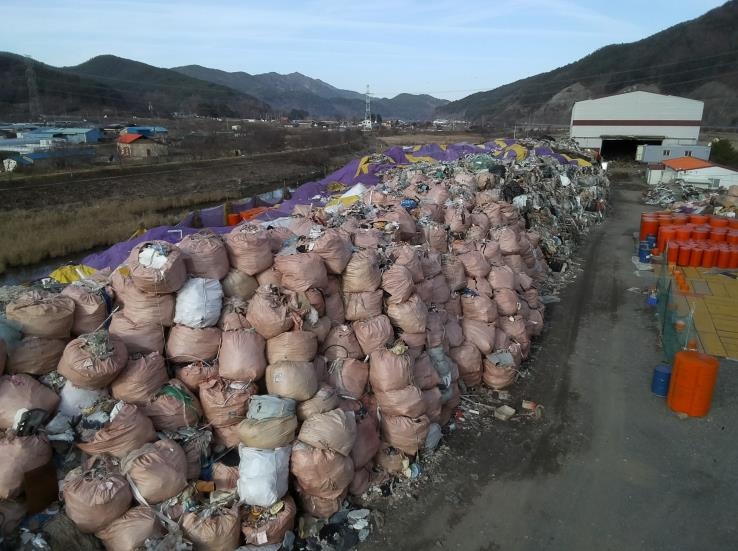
[0,139,608,549]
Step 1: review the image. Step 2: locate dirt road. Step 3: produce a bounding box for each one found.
[361,182,738,550]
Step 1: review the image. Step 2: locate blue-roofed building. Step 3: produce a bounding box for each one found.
[24,127,102,144]
[122,126,168,138]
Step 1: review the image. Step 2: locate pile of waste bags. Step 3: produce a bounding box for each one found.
[0,139,608,549]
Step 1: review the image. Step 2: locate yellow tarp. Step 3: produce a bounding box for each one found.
[354,155,395,177]
[49,264,97,283]
[405,154,438,164]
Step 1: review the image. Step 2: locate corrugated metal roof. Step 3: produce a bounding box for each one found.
[117,133,144,144]
[662,157,714,171]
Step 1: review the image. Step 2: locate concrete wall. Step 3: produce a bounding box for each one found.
[663,166,738,188]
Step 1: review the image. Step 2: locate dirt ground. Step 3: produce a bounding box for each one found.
[378,132,485,147]
[0,142,370,211]
[359,178,738,551]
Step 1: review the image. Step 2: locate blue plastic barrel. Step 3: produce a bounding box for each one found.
[639,241,651,263]
[651,363,672,397]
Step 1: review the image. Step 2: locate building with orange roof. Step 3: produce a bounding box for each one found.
[655,156,738,189]
[116,132,168,159]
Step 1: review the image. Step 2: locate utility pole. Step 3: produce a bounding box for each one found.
[24,55,42,120]
[364,85,372,130]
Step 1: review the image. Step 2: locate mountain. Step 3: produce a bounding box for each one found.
[438,1,738,126]
[0,53,270,120]
[62,55,270,118]
[0,52,132,119]
[173,65,448,121]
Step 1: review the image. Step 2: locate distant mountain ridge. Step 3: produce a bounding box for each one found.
[172,65,448,121]
[437,0,738,126]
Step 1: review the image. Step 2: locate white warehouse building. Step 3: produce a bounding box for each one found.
[570,91,704,158]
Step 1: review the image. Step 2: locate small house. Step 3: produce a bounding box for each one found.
[117,133,168,159]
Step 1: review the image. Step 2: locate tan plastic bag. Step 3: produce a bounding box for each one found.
[181,505,241,551]
[298,408,357,456]
[0,432,52,499]
[450,342,483,387]
[218,329,266,382]
[266,331,318,363]
[143,379,202,432]
[109,312,165,355]
[175,361,219,392]
[226,225,274,275]
[62,283,109,336]
[95,506,163,551]
[379,414,430,456]
[328,357,368,399]
[386,294,427,333]
[63,464,132,534]
[58,332,128,390]
[422,387,443,423]
[297,384,340,421]
[312,228,353,274]
[127,241,187,294]
[246,285,295,339]
[461,293,498,323]
[368,346,413,393]
[121,439,188,504]
[461,318,495,355]
[111,270,175,327]
[265,361,318,402]
[166,325,221,363]
[353,315,394,355]
[342,249,381,293]
[290,442,353,499]
[178,230,230,280]
[375,385,426,418]
[274,252,328,292]
[0,374,59,429]
[241,495,296,545]
[111,352,168,404]
[343,290,383,321]
[78,403,157,459]
[381,264,415,304]
[351,413,381,469]
[413,352,441,390]
[237,415,298,448]
[321,324,363,360]
[6,337,66,375]
[6,289,75,339]
[200,378,256,428]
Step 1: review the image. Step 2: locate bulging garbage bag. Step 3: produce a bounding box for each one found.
[174,278,223,328]
[353,315,394,356]
[298,408,357,456]
[421,387,443,423]
[381,264,415,305]
[237,445,291,508]
[386,294,427,334]
[266,330,317,363]
[178,230,230,281]
[296,385,340,421]
[380,414,430,456]
[121,439,188,504]
[450,342,483,387]
[127,241,187,294]
[237,414,298,449]
[109,312,165,356]
[265,361,318,402]
[6,336,66,375]
[368,346,413,393]
[143,379,202,432]
[375,385,426,418]
[274,251,328,293]
[226,225,274,276]
[321,324,363,360]
[57,331,128,390]
[312,228,353,274]
[248,394,297,420]
[351,413,381,470]
[111,270,175,327]
[218,328,266,382]
[343,289,384,322]
[0,373,59,429]
[0,432,52,499]
[327,357,368,400]
[95,505,163,551]
[290,441,353,499]
[342,249,381,293]
[111,352,168,404]
[77,403,157,459]
[5,289,75,339]
[63,463,132,534]
[175,360,219,392]
[241,494,296,546]
[461,318,496,355]
[181,505,241,551]
[166,325,221,363]
[200,378,256,429]
[61,282,109,336]
[246,285,294,339]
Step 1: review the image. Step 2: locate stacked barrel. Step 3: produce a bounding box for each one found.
[640,212,738,269]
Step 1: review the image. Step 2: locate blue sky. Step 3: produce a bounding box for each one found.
[0,0,727,100]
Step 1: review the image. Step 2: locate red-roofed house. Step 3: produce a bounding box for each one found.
[656,156,738,189]
[117,133,168,159]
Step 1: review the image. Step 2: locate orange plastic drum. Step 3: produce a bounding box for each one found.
[226,213,240,226]
[691,226,710,241]
[717,246,732,268]
[689,247,703,267]
[675,226,692,241]
[677,244,692,266]
[730,247,738,269]
[701,245,717,268]
[667,350,719,417]
[658,226,677,252]
[640,214,659,241]
[729,219,738,230]
[709,216,729,228]
[689,214,709,225]
[710,227,728,242]
[727,230,738,245]
[671,213,689,225]
[666,241,679,264]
